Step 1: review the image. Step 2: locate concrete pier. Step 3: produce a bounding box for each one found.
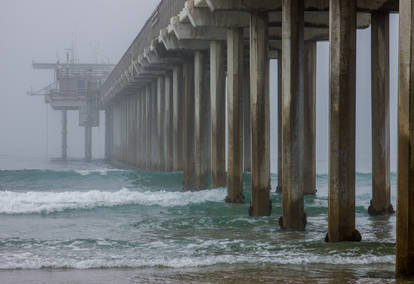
[249,12,270,216]
[173,65,184,171]
[226,28,244,203]
[183,57,195,188]
[84,126,92,162]
[95,0,407,277]
[326,0,360,242]
[280,0,306,230]
[396,0,414,276]
[61,110,67,160]
[165,73,174,172]
[210,41,226,188]
[303,41,317,195]
[369,11,393,216]
[194,50,210,189]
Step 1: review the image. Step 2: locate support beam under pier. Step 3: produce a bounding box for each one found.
[326,0,360,242]
[277,54,283,193]
[85,126,92,162]
[210,41,227,188]
[304,41,317,196]
[165,72,174,172]
[183,57,196,189]
[226,28,244,203]
[396,0,414,276]
[151,81,159,171]
[194,50,210,189]
[369,11,393,216]
[62,110,67,160]
[280,0,306,230]
[243,58,251,173]
[249,12,271,216]
[145,85,152,170]
[173,65,184,171]
[157,76,166,171]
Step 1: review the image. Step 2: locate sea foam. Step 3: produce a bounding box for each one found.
[0,188,227,214]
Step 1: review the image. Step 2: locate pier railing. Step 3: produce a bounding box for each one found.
[101,0,186,102]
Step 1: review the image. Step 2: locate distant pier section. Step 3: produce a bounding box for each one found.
[29,55,114,161]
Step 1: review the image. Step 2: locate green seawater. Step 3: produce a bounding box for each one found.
[0,157,412,283]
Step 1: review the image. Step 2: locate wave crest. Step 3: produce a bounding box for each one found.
[0,188,226,214]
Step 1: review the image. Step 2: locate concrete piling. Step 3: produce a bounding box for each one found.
[370,11,393,216]
[84,126,92,162]
[210,41,227,188]
[165,72,174,172]
[173,65,184,171]
[280,0,306,230]
[326,0,360,242]
[146,85,152,170]
[277,55,283,194]
[396,0,414,276]
[194,50,210,189]
[303,41,317,196]
[183,57,196,188]
[226,28,245,203]
[249,12,271,216]
[243,58,251,173]
[61,110,67,160]
[157,76,166,171]
[151,81,159,171]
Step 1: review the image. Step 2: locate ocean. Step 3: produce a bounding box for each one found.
[0,157,412,283]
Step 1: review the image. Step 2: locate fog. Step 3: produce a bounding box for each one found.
[0,1,399,173]
[0,0,159,160]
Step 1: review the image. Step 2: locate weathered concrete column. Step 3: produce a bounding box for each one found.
[249,12,270,216]
[369,11,393,216]
[173,65,184,171]
[151,81,159,170]
[126,97,130,164]
[326,0,360,242]
[108,107,113,160]
[84,126,92,162]
[210,41,227,188]
[61,110,67,160]
[280,0,306,230]
[165,72,174,172]
[130,95,137,166]
[105,107,110,160]
[226,28,244,203]
[194,50,210,189]
[137,90,143,168]
[157,76,166,171]
[243,58,251,172]
[145,85,152,170]
[277,54,283,193]
[133,94,138,167]
[304,41,317,195]
[183,57,196,188]
[396,0,414,276]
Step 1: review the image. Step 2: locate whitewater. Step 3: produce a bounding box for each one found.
[0,159,405,282]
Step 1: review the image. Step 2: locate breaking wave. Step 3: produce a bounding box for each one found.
[0,188,227,214]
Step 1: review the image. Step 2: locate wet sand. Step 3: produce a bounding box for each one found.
[1,264,414,284]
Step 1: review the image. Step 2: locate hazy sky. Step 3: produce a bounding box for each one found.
[0,1,400,173]
[0,0,159,160]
